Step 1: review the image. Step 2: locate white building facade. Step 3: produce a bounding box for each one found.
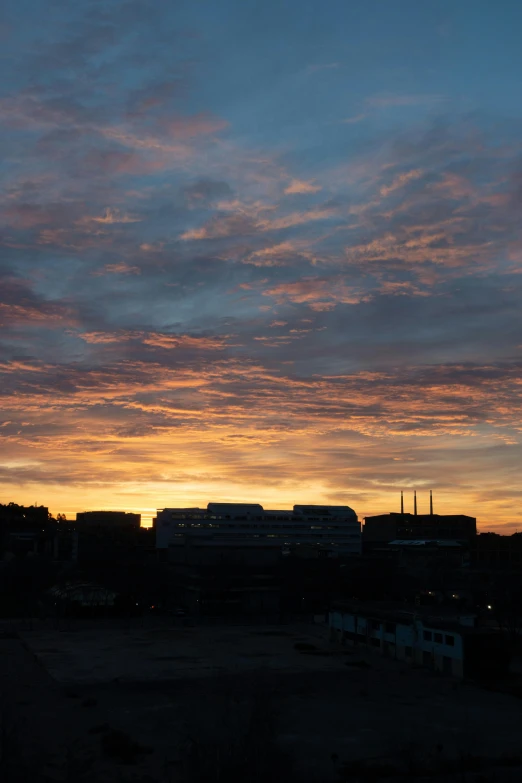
[155,503,361,557]
[328,604,500,679]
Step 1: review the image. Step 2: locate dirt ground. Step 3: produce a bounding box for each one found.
[2,618,522,782]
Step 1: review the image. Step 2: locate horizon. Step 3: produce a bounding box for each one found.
[3,493,516,534]
[2,1,522,532]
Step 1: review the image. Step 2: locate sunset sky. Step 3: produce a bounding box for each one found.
[1,1,522,529]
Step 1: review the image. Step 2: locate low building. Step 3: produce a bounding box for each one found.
[363,513,477,552]
[387,538,469,568]
[75,511,141,528]
[156,502,361,558]
[329,601,510,679]
[472,532,522,570]
[0,503,78,561]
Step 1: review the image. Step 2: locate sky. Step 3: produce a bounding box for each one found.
[1,0,522,529]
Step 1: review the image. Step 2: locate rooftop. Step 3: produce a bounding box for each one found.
[330,600,491,634]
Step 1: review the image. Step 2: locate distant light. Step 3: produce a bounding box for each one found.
[136,602,139,606]
[487,605,492,610]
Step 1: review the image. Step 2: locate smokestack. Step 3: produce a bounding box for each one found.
[414,490,417,516]
[401,491,404,514]
[430,490,433,516]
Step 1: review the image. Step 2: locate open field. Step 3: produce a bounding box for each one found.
[19,620,350,683]
[1,619,522,781]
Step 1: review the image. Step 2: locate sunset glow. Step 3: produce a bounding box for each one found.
[2,1,522,530]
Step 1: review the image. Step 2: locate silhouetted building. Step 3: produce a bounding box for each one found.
[75,511,141,528]
[156,502,361,558]
[0,503,49,528]
[386,539,469,568]
[472,533,522,569]
[363,513,476,552]
[0,503,77,561]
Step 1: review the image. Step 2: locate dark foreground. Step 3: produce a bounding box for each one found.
[1,619,522,782]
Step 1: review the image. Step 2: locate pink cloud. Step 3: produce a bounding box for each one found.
[259,208,336,231]
[245,240,317,267]
[98,263,141,275]
[81,208,141,225]
[380,169,424,197]
[2,204,61,229]
[160,113,228,139]
[284,179,322,195]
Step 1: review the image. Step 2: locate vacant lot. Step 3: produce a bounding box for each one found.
[1,619,521,782]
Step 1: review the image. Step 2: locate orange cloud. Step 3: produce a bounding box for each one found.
[0,302,76,327]
[78,331,231,350]
[2,356,521,528]
[263,277,366,308]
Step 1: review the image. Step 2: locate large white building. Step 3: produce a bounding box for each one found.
[155,502,361,557]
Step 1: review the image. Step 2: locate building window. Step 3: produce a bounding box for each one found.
[385,622,396,634]
[405,646,413,658]
[423,630,432,642]
[434,632,443,644]
[423,651,432,666]
[369,620,381,632]
[445,635,455,646]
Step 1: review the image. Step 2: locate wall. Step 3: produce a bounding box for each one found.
[329,610,466,677]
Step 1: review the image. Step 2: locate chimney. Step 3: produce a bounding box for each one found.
[401,491,404,514]
[414,490,417,516]
[430,490,433,516]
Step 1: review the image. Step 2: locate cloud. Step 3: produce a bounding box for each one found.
[179,205,336,240]
[0,278,77,327]
[342,113,367,125]
[245,240,318,267]
[380,169,425,197]
[284,179,322,195]
[77,331,231,351]
[180,213,259,240]
[98,263,141,275]
[158,113,228,139]
[126,80,187,116]
[2,3,522,528]
[183,179,233,206]
[263,277,367,309]
[83,208,142,225]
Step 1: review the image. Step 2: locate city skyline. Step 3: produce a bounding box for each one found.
[0,493,489,533]
[2,1,522,531]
